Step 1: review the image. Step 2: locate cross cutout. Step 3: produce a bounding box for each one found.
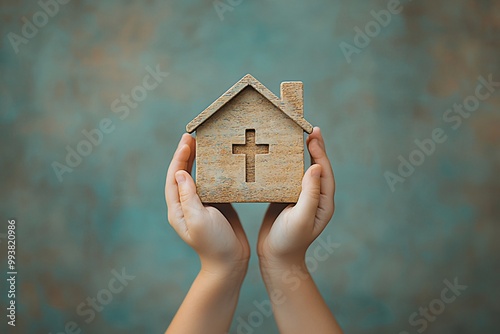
[232,129,269,183]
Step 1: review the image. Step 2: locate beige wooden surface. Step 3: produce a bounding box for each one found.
[187,75,312,203]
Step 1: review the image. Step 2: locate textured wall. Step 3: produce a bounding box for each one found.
[1,0,499,333]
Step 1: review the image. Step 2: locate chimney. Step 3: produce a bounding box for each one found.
[280,81,303,117]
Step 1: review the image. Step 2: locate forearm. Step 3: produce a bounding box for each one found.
[166,266,246,334]
[259,259,343,334]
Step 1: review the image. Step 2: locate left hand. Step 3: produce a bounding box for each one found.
[165,134,250,277]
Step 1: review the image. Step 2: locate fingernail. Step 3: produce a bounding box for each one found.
[175,172,186,184]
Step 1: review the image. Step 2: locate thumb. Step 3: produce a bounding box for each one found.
[293,164,322,224]
[175,170,205,221]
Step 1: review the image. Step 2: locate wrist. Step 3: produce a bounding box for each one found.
[258,255,309,281]
[200,258,249,283]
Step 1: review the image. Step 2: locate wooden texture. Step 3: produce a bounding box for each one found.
[186,74,313,203]
[232,129,270,183]
[186,74,313,134]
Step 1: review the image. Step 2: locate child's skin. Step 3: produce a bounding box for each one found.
[165,127,343,334]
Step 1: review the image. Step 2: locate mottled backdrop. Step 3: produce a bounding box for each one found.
[1,0,499,333]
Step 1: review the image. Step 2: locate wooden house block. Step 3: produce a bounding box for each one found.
[186,74,313,203]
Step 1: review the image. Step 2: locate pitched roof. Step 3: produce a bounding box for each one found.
[186,74,313,133]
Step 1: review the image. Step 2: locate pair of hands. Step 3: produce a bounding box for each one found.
[165,127,335,277]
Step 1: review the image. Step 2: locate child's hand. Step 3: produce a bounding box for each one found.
[255,127,342,333]
[165,134,250,277]
[257,127,335,269]
[165,130,342,334]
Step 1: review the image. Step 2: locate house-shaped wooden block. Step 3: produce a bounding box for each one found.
[186,74,313,203]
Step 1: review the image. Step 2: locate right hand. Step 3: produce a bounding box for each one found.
[257,127,336,269]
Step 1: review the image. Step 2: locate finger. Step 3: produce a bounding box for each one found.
[307,128,336,231]
[307,127,335,199]
[306,126,326,150]
[166,143,191,208]
[186,134,196,174]
[175,133,193,151]
[165,135,192,234]
[166,136,193,199]
[291,164,322,230]
[176,170,205,224]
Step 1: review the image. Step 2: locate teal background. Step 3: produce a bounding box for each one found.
[1,0,499,333]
